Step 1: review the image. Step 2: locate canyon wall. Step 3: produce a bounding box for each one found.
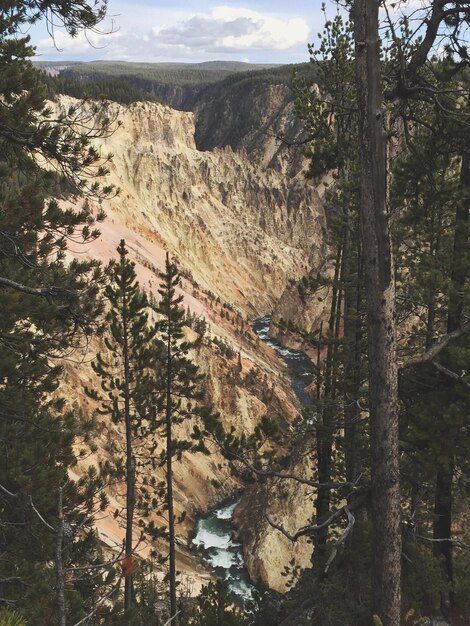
[89,98,326,316]
[54,89,327,592]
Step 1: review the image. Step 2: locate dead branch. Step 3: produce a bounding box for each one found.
[65,543,126,575]
[266,490,368,542]
[0,275,75,300]
[162,611,182,626]
[0,483,18,498]
[324,506,355,573]
[417,535,469,549]
[223,444,358,491]
[72,583,121,626]
[30,495,56,532]
[432,361,470,389]
[402,324,469,370]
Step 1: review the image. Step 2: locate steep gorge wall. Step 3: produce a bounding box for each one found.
[87,98,326,316]
[53,93,327,591]
[193,81,305,176]
[96,71,308,176]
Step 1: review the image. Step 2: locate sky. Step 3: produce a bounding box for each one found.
[28,0,333,65]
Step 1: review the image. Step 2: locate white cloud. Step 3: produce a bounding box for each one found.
[155,6,309,52]
[34,5,310,62]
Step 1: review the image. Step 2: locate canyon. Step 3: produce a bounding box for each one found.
[55,66,327,595]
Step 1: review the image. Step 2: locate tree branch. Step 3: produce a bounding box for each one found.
[30,496,56,532]
[162,611,182,626]
[266,491,368,542]
[72,583,121,626]
[0,483,18,498]
[222,444,358,490]
[417,535,469,549]
[0,577,26,584]
[324,506,355,573]
[0,410,61,433]
[406,0,448,78]
[0,275,74,299]
[432,361,470,389]
[65,544,125,573]
[402,324,469,369]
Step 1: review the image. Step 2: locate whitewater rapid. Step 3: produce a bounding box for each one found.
[192,500,253,601]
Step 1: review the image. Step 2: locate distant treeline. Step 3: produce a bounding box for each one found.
[41,62,315,105]
[43,74,161,104]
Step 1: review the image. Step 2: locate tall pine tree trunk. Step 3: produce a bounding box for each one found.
[316,245,342,552]
[433,145,470,616]
[123,285,134,611]
[354,1,401,623]
[165,313,178,625]
[344,216,363,489]
[124,410,135,610]
[56,487,66,626]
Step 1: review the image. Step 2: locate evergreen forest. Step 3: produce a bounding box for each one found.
[0,1,469,626]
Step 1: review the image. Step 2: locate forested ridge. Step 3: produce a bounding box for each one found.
[40,62,314,113]
[0,1,469,626]
[40,60,302,91]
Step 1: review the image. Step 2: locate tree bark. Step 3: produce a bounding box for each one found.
[344,220,363,489]
[354,1,401,624]
[315,245,342,552]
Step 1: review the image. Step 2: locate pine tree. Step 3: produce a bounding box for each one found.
[392,96,470,616]
[153,253,205,626]
[89,239,157,612]
[295,8,367,558]
[0,1,114,197]
[188,580,247,626]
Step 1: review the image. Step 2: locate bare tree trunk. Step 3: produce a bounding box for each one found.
[56,486,66,626]
[354,1,401,624]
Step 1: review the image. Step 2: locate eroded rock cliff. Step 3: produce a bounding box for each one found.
[88,98,326,316]
[53,93,327,592]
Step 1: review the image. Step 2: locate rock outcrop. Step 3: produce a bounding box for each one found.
[87,98,326,316]
[270,280,333,352]
[233,445,315,592]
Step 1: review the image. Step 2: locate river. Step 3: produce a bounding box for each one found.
[252,314,314,406]
[192,315,314,602]
[192,499,253,602]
